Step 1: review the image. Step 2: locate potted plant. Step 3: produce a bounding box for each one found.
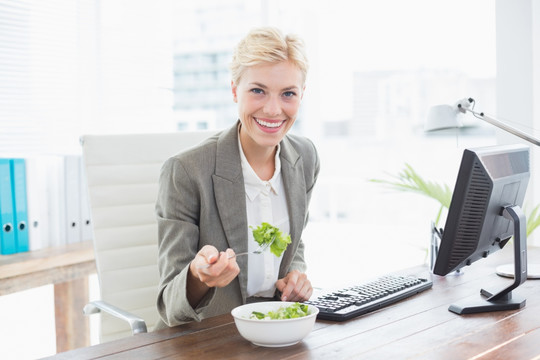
[370,163,540,269]
[370,163,452,229]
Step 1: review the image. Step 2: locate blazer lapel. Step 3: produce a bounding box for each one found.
[212,123,250,300]
[279,137,306,276]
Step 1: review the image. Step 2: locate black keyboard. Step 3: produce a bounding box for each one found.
[304,274,432,321]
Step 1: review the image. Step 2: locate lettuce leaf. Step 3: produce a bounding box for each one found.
[250,222,291,257]
[250,302,309,320]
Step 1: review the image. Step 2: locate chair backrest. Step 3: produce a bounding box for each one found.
[81,130,216,343]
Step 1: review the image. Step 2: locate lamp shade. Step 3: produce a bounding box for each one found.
[424,104,463,132]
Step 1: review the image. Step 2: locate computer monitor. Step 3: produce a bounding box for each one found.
[433,144,530,314]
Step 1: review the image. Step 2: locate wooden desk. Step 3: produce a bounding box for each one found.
[0,241,96,352]
[46,248,540,359]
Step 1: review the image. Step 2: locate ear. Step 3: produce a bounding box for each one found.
[300,85,306,100]
[231,80,238,103]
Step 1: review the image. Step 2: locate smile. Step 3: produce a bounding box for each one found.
[254,118,285,128]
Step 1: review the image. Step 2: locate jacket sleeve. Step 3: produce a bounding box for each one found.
[155,156,217,326]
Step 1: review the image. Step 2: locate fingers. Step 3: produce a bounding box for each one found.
[276,270,313,302]
[199,245,220,267]
[192,247,240,288]
[190,245,218,273]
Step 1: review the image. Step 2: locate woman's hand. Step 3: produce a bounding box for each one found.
[187,245,240,307]
[275,270,313,302]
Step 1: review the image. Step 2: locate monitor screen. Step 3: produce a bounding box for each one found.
[433,144,530,314]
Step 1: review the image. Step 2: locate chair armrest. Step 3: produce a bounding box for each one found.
[83,300,148,335]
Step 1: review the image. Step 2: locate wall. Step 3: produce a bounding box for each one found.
[496,0,540,246]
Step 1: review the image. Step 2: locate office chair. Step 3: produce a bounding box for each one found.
[81,130,216,343]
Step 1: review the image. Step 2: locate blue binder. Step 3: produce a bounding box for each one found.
[0,159,16,255]
[11,159,29,253]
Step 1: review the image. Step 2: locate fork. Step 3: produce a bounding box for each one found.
[233,241,272,257]
[197,241,272,269]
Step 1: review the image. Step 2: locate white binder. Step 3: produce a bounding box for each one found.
[25,156,50,250]
[64,155,82,244]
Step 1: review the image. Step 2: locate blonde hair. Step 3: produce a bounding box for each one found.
[230,27,309,85]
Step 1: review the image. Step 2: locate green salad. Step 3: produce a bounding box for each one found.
[251,222,291,257]
[250,302,310,320]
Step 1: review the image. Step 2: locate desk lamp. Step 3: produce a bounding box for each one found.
[425,97,540,279]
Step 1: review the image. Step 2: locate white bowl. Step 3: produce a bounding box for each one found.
[231,301,319,347]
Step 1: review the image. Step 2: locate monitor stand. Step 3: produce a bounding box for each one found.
[449,205,527,315]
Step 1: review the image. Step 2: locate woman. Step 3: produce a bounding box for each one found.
[155,26,320,328]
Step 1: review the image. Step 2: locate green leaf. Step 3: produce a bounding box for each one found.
[526,203,540,237]
[250,222,291,257]
[370,163,452,209]
[369,163,452,227]
[370,163,540,238]
[251,311,265,320]
[250,302,309,320]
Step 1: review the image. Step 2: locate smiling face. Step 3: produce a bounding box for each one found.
[232,61,305,154]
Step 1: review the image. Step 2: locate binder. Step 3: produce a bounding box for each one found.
[0,159,16,255]
[64,155,82,243]
[10,159,29,253]
[46,155,66,247]
[26,156,49,251]
[79,160,93,242]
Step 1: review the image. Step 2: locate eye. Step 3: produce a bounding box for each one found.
[250,88,264,95]
[283,91,296,98]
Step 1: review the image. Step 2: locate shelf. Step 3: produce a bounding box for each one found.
[0,240,95,295]
[0,240,96,352]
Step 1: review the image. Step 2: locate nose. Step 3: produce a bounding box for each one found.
[263,95,281,117]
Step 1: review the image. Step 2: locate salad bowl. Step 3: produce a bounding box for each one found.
[231,301,319,347]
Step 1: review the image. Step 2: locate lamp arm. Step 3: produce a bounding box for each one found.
[463,107,540,147]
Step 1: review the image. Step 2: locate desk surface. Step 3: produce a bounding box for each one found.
[47,248,540,360]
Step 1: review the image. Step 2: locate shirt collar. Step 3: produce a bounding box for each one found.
[238,132,281,201]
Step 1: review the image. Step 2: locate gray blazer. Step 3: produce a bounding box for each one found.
[155,122,320,328]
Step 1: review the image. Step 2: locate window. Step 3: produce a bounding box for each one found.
[0,0,97,153]
[1,0,500,274]
[170,1,498,286]
[0,0,175,155]
[1,0,500,268]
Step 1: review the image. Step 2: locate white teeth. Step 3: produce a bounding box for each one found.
[255,118,283,128]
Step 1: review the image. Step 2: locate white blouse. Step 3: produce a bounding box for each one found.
[238,137,290,298]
